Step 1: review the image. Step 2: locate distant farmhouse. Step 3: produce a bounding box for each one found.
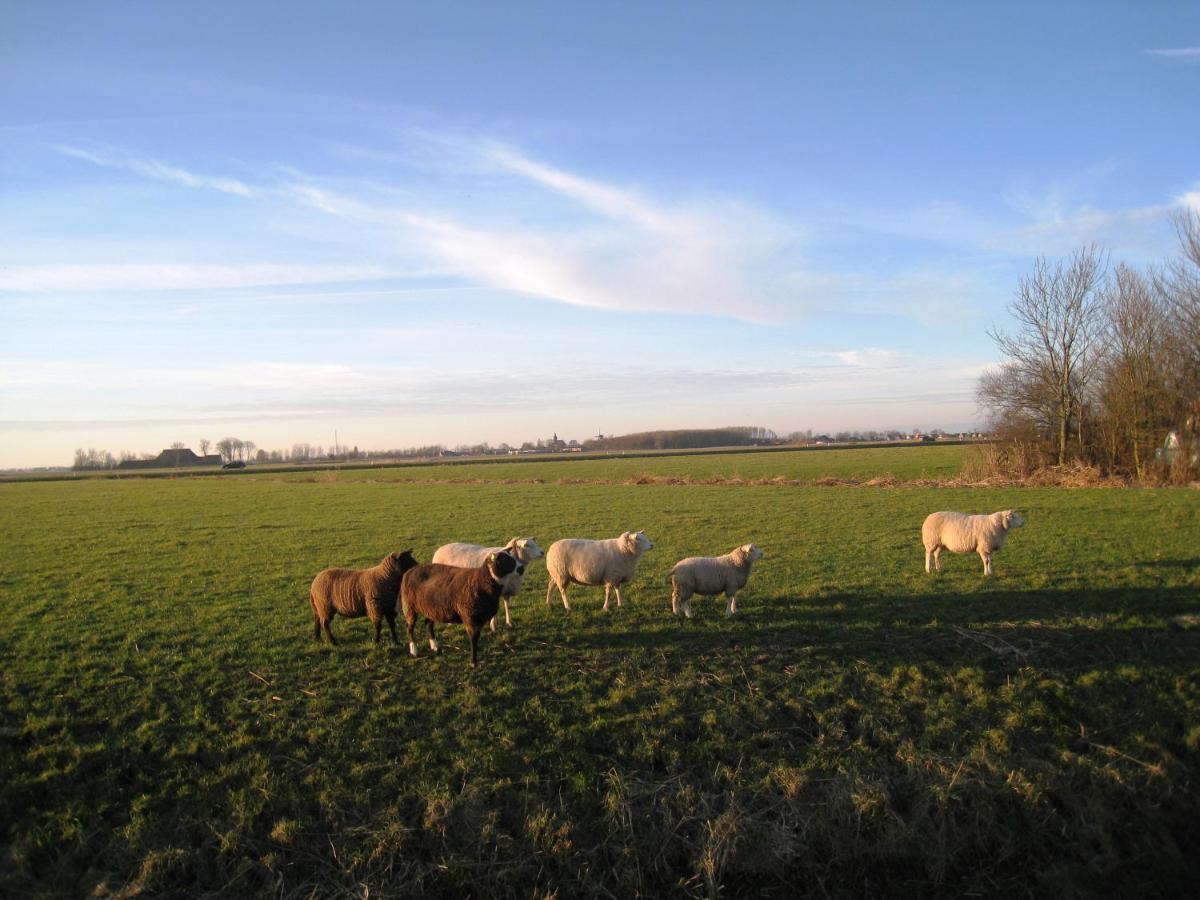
[116,448,223,470]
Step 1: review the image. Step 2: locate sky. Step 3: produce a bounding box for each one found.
[2,1,1198,468]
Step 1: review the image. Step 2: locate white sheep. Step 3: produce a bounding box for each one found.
[545,530,653,611]
[922,510,1024,576]
[669,543,764,618]
[431,537,544,630]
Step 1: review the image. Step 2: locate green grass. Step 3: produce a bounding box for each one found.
[275,442,970,484]
[1,446,1197,897]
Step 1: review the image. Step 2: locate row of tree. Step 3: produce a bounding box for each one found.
[979,210,1199,480]
[582,426,779,452]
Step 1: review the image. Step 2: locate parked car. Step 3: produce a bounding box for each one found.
[221,460,246,470]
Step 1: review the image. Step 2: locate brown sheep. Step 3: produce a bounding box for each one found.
[401,550,519,668]
[309,549,419,645]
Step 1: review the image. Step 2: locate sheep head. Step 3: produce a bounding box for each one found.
[387,549,419,572]
[507,537,544,561]
[622,530,653,554]
[487,550,519,583]
[740,543,764,562]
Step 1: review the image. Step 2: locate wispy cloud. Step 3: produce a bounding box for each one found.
[285,142,804,321]
[50,134,1003,326]
[0,263,393,293]
[0,351,987,424]
[1144,47,1200,61]
[54,144,256,197]
[982,172,1195,258]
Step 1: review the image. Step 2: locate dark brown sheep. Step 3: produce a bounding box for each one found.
[401,550,519,667]
[309,550,419,645]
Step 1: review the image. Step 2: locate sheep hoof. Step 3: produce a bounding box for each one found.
[408,642,418,658]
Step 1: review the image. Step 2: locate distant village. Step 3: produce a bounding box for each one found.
[67,426,987,471]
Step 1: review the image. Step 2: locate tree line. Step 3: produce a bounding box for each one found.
[583,426,779,452]
[979,209,1199,481]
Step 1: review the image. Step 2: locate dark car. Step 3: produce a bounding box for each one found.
[221,460,246,470]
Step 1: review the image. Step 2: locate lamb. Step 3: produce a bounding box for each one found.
[309,549,419,645]
[669,544,764,618]
[400,550,519,668]
[922,510,1025,576]
[545,530,653,611]
[431,537,544,630]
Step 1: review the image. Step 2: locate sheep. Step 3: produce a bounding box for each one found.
[431,537,544,630]
[400,550,519,668]
[669,544,764,618]
[922,510,1025,576]
[545,530,653,611]
[309,549,419,645]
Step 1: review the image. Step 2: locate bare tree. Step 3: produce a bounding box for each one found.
[199,438,211,457]
[985,246,1108,465]
[1156,209,1200,476]
[1095,264,1174,476]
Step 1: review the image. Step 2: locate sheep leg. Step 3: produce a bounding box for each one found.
[313,617,323,641]
[406,618,418,657]
[465,623,480,668]
[489,615,498,632]
[602,583,611,611]
[386,613,399,645]
[980,550,993,576]
[546,580,571,610]
[504,598,512,626]
[323,620,338,645]
[427,621,439,653]
[671,585,681,615]
[924,548,933,574]
[675,587,693,619]
[373,617,383,644]
[614,584,624,608]
[726,592,738,616]
[933,547,942,572]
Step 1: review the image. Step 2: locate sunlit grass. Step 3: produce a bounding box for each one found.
[1,447,1197,896]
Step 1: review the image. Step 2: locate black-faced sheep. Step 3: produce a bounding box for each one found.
[431,537,544,630]
[922,510,1024,576]
[400,550,519,668]
[670,543,764,617]
[309,549,419,644]
[544,530,653,611]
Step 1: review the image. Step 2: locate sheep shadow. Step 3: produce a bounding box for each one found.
[542,585,1200,676]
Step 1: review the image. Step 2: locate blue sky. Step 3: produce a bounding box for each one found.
[2,1,1198,467]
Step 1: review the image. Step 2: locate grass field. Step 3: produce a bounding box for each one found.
[1,445,1198,897]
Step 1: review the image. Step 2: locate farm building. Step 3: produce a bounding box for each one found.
[116,448,223,470]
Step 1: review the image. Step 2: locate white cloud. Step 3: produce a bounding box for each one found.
[49,134,1002,325]
[1144,47,1200,61]
[54,144,256,197]
[822,348,910,369]
[984,176,1192,259]
[282,149,801,322]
